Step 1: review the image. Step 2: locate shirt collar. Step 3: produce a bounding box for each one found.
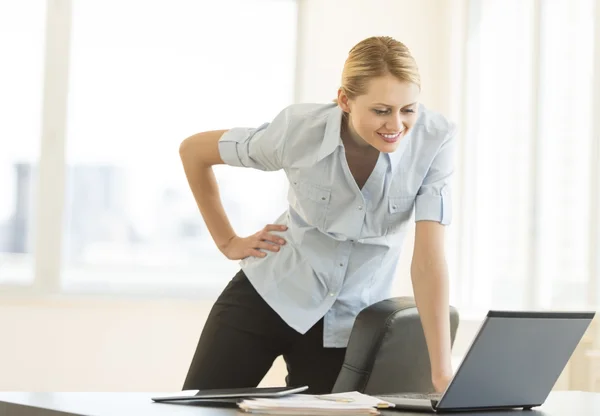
[317,104,344,161]
[316,103,414,171]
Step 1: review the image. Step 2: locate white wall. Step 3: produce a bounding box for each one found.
[295,0,456,114]
[0,0,467,392]
[0,296,218,391]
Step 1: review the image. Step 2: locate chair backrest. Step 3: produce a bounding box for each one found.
[332,297,460,395]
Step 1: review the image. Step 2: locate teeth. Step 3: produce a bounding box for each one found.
[380,131,403,138]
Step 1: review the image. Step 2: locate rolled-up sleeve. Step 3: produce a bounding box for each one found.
[218,106,291,171]
[414,124,457,225]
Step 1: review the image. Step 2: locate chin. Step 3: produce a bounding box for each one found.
[374,140,401,153]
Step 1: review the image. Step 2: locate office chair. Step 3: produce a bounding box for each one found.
[331,296,460,394]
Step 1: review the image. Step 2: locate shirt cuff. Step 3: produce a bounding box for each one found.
[217,128,253,167]
[414,185,452,225]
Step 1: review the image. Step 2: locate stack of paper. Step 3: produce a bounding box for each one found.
[238,391,394,415]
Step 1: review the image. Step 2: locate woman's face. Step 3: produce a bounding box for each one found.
[338,73,420,153]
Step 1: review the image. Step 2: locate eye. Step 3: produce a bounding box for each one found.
[402,108,416,114]
[373,109,390,115]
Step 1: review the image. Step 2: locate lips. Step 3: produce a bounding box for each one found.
[377,130,404,143]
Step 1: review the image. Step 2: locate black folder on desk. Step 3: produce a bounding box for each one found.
[151,386,309,406]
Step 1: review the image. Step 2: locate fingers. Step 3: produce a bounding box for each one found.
[248,249,266,258]
[245,224,288,259]
[261,225,287,245]
[265,224,288,232]
[255,240,281,252]
[247,242,277,259]
[259,232,286,246]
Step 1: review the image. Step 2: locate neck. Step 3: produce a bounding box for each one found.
[341,114,371,150]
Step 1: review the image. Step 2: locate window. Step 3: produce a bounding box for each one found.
[61,0,297,294]
[0,1,46,285]
[458,0,597,312]
[535,0,595,309]
[458,0,536,311]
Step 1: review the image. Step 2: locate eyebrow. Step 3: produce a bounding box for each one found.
[373,101,417,109]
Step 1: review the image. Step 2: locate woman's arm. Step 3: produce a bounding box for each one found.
[411,220,453,392]
[179,130,237,252]
[179,130,286,259]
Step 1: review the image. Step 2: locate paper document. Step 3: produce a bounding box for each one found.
[238,391,395,415]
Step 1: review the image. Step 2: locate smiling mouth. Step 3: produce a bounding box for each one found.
[377,130,404,142]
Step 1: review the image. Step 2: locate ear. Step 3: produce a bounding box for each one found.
[337,88,351,113]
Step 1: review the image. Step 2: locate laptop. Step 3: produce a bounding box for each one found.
[376,310,595,413]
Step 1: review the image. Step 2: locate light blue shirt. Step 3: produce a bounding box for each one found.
[218,102,456,347]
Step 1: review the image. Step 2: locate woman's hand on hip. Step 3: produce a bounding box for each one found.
[220,224,287,260]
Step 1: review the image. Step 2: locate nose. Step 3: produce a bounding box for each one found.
[385,114,403,132]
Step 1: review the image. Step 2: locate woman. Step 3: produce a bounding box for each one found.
[179,36,456,394]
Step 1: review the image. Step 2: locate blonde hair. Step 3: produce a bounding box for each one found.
[338,36,420,101]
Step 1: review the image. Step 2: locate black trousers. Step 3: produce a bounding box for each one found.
[182,270,346,394]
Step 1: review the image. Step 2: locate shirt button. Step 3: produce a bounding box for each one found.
[329,293,335,297]
[339,263,344,267]
[358,205,363,210]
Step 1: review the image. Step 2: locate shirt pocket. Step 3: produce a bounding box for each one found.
[290,180,331,230]
[385,195,415,234]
